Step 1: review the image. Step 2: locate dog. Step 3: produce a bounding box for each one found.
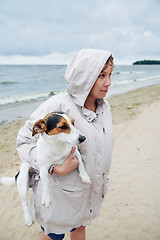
[0,112,91,227]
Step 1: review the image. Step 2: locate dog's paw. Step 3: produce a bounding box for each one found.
[80,172,91,184]
[41,195,51,208]
[24,212,33,227]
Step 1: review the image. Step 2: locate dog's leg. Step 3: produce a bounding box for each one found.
[75,150,91,184]
[17,162,33,227]
[30,191,36,223]
[39,167,51,208]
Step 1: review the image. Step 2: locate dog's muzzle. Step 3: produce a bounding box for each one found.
[78,135,86,144]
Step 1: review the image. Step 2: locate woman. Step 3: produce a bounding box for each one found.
[16,49,114,240]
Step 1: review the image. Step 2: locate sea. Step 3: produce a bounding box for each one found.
[0,64,160,124]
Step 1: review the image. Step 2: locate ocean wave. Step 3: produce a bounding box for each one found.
[136,75,160,82]
[0,91,56,106]
[133,71,147,74]
[112,74,160,86]
[0,80,18,85]
[115,71,131,75]
[115,70,147,75]
[112,79,132,86]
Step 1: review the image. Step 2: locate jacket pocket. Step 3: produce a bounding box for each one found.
[34,173,90,227]
[48,184,90,226]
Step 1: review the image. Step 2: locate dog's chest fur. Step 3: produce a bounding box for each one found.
[36,134,73,167]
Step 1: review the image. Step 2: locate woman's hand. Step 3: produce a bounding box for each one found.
[52,146,79,176]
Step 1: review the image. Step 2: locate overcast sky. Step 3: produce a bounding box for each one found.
[0,0,160,64]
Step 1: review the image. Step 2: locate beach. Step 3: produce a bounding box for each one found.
[0,84,160,240]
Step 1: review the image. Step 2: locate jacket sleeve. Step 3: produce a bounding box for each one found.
[16,96,63,169]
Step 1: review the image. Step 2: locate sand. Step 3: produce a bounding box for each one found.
[0,84,160,240]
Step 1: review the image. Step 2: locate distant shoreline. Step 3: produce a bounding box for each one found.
[133,60,160,65]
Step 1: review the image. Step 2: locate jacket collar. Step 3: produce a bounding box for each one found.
[81,99,108,122]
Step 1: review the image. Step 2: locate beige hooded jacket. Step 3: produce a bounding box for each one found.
[16,49,113,235]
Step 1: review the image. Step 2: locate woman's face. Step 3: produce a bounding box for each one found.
[89,63,113,100]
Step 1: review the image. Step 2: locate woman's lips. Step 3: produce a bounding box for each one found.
[101,90,108,93]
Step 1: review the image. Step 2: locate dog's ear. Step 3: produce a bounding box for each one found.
[69,116,74,126]
[32,119,47,136]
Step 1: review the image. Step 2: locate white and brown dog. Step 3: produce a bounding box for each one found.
[0,112,91,227]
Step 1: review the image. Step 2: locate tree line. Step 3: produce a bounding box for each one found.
[133,60,160,65]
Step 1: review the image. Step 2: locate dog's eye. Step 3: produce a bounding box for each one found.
[59,125,68,130]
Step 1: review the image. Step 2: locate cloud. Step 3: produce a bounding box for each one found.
[0,0,160,64]
[0,51,76,65]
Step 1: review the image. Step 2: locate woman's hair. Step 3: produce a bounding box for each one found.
[101,55,114,73]
[107,54,114,66]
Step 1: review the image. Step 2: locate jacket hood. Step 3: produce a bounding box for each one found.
[65,49,112,107]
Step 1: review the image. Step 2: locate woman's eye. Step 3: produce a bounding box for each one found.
[99,74,105,78]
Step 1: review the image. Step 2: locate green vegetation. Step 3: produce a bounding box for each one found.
[133,60,160,65]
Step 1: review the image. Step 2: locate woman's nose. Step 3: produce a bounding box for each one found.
[104,77,111,87]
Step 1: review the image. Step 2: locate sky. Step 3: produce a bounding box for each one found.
[0,0,160,65]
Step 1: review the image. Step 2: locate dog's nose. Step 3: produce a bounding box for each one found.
[78,135,86,143]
